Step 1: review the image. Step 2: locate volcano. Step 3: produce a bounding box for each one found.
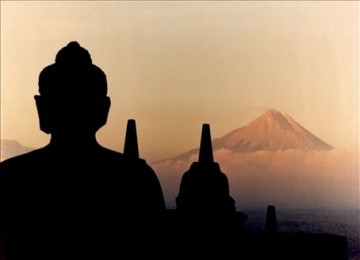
[212,109,334,152]
[168,109,333,162]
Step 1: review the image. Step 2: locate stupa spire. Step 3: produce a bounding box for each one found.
[123,119,139,159]
[198,123,214,164]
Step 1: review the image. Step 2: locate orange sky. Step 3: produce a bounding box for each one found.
[1,1,359,162]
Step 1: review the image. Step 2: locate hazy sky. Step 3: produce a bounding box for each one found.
[1,1,359,162]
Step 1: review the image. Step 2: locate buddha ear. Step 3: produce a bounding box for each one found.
[34,95,53,134]
[94,96,111,131]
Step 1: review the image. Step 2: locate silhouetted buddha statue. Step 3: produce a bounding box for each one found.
[0,42,164,259]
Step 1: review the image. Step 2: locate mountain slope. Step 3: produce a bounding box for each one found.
[213,109,333,152]
[1,140,34,161]
[165,109,333,162]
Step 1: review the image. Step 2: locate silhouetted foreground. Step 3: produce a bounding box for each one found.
[159,208,348,260]
[176,124,236,247]
[0,42,165,259]
[163,124,348,260]
[0,144,165,259]
[0,42,349,259]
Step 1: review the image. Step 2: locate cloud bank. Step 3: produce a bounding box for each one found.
[151,149,359,210]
